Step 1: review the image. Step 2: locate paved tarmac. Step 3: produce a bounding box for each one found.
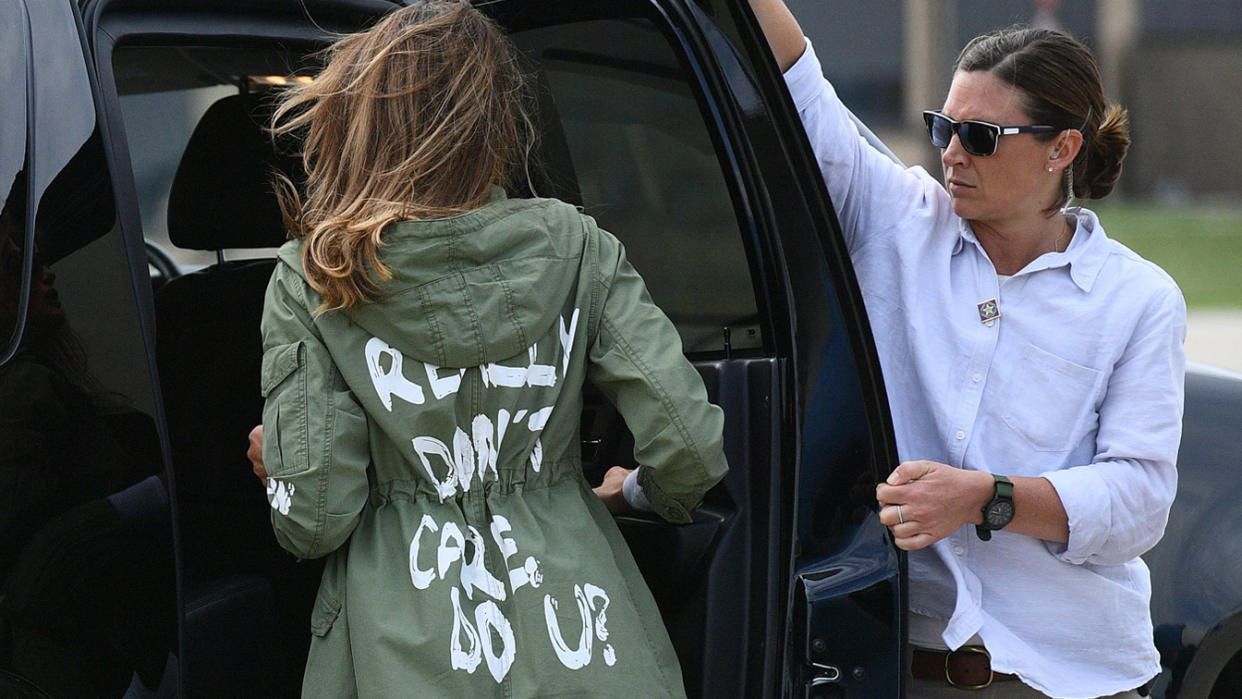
[1186,309,1242,374]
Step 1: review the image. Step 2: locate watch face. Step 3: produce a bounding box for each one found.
[985,501,1014,529]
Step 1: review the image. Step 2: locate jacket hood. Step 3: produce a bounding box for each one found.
[275,190,587,368]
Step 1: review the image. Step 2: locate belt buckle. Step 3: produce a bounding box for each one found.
[945,645,993,690]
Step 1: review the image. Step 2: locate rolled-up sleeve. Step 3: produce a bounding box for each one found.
[586,232,728,524]
[1043,287,1186,565]
[260,263,370,559]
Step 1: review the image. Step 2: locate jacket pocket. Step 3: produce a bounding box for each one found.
[310,556,345,637]
[261,341,304,397]
[309,587,342,638]
[1001,343,1102,452]
[261,341,309,478]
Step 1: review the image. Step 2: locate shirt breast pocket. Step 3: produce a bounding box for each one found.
[1001,343,1102,453]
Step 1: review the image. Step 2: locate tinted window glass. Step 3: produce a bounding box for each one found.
[514,19,762,354]
[1,4,174,698]
[120,84,238,270]
[1,0,29,356]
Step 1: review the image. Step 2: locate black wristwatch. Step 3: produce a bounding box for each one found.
[976,474,1014,541]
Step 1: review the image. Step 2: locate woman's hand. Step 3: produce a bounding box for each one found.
[592,466,635,515]
[248,424,267,486]
[875,460,993,550]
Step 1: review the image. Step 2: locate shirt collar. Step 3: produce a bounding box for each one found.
[953,208,1108,293]
[1053,207,1108,292]
[952,218,975,256]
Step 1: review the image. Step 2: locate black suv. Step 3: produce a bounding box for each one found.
[2,1,1239,697]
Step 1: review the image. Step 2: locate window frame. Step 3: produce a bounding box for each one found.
[1,0,34,365]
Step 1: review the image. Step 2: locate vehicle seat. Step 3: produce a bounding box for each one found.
[156,92,317,697]
[158,92,294,579]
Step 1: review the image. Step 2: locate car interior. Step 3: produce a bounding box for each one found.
[153,89,316,695]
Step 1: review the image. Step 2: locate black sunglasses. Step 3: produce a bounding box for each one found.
[922,110,1060,156]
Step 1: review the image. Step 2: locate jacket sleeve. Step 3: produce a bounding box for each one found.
[586,230,728,524]
[259,262,370,559]
[1041,286,1186,565]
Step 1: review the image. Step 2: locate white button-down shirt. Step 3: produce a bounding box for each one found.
[785,41,1185,698]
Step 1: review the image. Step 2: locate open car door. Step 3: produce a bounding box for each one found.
[2,1,173,697]
[595,1,909,695]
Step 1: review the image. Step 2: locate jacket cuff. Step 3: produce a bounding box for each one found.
[636,466,693,524]
[622,468,655,513]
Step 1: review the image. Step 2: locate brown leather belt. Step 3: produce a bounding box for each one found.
[912,646,1018,689]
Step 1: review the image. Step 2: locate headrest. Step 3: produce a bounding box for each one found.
[167,93,302,250]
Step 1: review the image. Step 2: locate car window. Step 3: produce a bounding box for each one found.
[119,84,240,270]
[111,18,764,354]
[513,19,763,355]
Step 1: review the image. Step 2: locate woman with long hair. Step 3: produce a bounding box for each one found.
[255,2,727,696]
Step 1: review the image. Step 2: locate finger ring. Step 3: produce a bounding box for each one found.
[896,505,904,524]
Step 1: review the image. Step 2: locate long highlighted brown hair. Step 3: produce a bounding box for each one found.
[271,0,534,312]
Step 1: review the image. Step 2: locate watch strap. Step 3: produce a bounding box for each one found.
[994,474,1013,500]
[976,474,1014,542]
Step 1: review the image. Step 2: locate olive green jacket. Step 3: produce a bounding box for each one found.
[259,191,727,698]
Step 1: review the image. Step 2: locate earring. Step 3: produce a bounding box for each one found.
[1047,166,1055,173]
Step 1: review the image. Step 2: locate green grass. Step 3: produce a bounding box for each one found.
[1091,201,1242,309]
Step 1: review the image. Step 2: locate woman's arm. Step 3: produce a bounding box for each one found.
[877,288,1186,557]
[259,262,371,559]
[749,2,944,255]
[1040,287,1186,566]
[876,462,1068,550]
[748,0,807,71]
[585,229,728,525]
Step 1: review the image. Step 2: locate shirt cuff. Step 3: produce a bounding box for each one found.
[1041,466,1111,564]
[782,38,833,112]
[622,468,654,513]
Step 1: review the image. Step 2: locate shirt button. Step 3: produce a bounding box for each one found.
[972,373,982,383]
[955,430,966,440]
[985,320,995,327]
[954,546,965,556]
